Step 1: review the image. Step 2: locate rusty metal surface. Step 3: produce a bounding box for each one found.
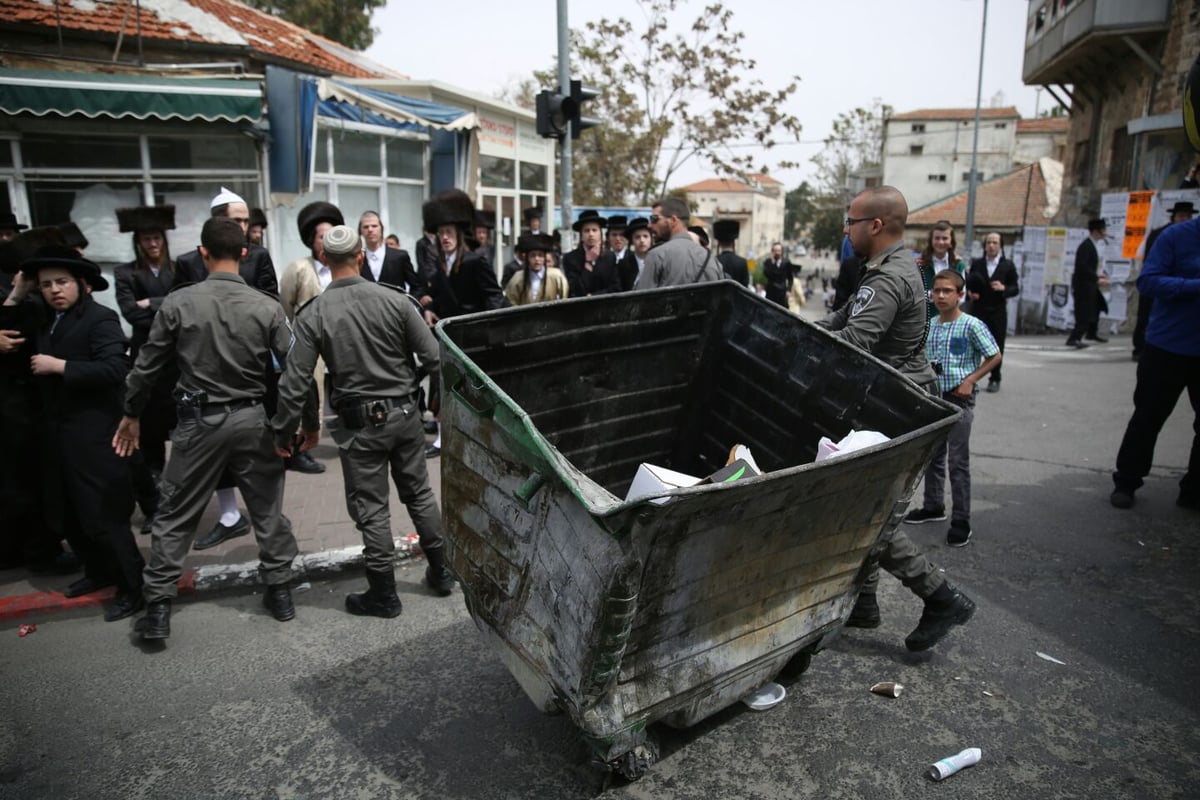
[435,282,959,762]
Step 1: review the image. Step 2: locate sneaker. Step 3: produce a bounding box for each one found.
[946,520,972,547]
[904,507,947,524]
[1110,488,1135,509]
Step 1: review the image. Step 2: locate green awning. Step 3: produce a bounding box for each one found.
[0,68,262,123]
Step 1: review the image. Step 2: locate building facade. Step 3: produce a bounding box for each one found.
[682,174,785,259]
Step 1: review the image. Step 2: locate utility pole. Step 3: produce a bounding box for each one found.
[557,0,572,241]
[964,0,989,256]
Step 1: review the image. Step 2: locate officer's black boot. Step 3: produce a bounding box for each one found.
[845,592,881,629]
[423,547,455,597]
[345,568,402,618]
[905,583,976,652]
[134,599,171,641]
[263,584,296,622]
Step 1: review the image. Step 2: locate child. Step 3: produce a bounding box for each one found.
[904,269,1002,546]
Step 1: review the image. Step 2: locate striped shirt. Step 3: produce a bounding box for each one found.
[926,312,1000,394]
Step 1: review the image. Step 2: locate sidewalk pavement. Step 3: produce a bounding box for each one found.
[0,432,441,621]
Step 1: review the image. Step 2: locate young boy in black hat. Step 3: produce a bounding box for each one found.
[15,246,145,620]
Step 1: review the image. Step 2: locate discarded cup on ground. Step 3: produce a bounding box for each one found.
[870,681,903,698]
[17,623,37,638]
[927,747,982,781]
[741,682,786,711]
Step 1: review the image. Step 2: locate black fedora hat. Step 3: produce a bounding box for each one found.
[1087,217,1107,232]
[713,219,740,243]
[625,217,650,237]
[297,201,344,248]
[515,233,554,253]
[1167,200,1196,216]
[606,214,628,233]
[116,205,176,234]
[474,209,495,229]
[0,211,28,232]
[0,226,66,274]
[522,206,543,223]
[249,207,268,229]
[21,245,109,291]
[572,209,607,232]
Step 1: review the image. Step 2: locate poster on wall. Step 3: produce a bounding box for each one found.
[1102,284,1127,321]
[1043,227,1068,284]
[1120,191,1154,258]
[1100,192,1129,255]
[1046,283,1074,330]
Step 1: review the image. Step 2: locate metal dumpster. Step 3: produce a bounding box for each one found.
[435,282,960,778]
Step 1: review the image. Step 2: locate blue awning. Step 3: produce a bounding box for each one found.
[316,79,475,132]
[0,67,262,123]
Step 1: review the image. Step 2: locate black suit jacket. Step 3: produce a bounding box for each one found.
[616,251,641,292]
[415,234,439,295]
[362,246,425,297]
[562,248,621,297]
[176,243,278,296]
[113,260,178,357]
[717,251,750,287]
[1072,237,1100,289]
[966,256,1019,312]
[428,250,507,319]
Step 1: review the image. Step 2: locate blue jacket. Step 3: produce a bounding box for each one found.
[1138,217,1200,356]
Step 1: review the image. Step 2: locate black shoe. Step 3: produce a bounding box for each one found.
[1084,335,1108,343]
[905,585,976,652]
[425,565,455,597]
[845,592,880,628]
[904,507,946,524]
[193,514,252,551]
[425,444,441,459]
[346,569,403,618]
[134,599,171,640]
[63,576,113,598]
[285,451,326,474]
[1066,339,1089,349]
[946,520,972,547]
[1177,493,1200,511]
[1110,488,1135,509]
[262,585,296,622]
[985,381,1000,394]
[104,590,146,622]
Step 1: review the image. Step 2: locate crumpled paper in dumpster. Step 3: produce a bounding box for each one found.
[626,444,761,504]
[815,430,891,463]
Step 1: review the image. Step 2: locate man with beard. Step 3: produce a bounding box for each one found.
[635,197,721,289]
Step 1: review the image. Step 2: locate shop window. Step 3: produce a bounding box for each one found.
[333,130,380,175]
[0,140,12,168]
[386,183,424,248]
[385,139,423,180]
[520,162,547,192]
[22,133,140,169]
[149,136,257,171]
[315,129,330,174]
[480,155,516,189]
[338,185,380,221]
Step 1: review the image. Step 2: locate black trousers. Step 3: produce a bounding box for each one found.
[0,381,62,566]
[1113,343,1200,498]
[974,305,1007,383]
[1069,283,1098,342]
[1132,294,1155,355]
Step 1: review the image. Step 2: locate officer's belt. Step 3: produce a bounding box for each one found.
[336,394,416,430]
[178,398,260,418]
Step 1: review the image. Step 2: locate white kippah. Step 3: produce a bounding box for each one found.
[211,186,245,209]
[322,224,361,256]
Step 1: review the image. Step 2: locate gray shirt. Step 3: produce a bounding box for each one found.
[634,231,722,290]
[124,271,292,415]
[815,241,937,386]
[272,276,439,434]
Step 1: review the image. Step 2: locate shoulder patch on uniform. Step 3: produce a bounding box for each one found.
[850,286,876,316]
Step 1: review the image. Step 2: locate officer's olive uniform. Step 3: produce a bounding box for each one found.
[272,276,443,572]
[816,241,944,599]
[125,272,298,601]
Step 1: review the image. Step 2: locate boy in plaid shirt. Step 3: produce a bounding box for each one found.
[905,269,1002,546]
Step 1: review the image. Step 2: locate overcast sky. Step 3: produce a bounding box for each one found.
[366,0,1048,192]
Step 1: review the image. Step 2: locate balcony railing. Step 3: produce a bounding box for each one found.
[1023,0,1170,85]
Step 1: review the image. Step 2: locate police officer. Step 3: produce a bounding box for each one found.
[272,225,452,618]
[114,217,299,641]
[816,185,975,653]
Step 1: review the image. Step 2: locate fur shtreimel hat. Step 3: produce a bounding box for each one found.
[423,189,476,233]
[713,219,740,243]
[0,226,66,274]
[515,233,554,254]
[297,201,344,249]
[116,205,176,233]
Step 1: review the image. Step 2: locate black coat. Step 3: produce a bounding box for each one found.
[966,256,1020,313]
[562,248,621,296]
[415,234,439,296]
[1072,237,1100,289]
[762,256,793,305]
[616,251,641,292]
[176,243,278,295]
[361,246,425,297]
[113,260,178,358]
[428,249,507,319]
[501,258,522,292]
[717,250,750,287]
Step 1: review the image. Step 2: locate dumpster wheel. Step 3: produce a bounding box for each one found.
[779,649,814,680]
[609,738,660,781]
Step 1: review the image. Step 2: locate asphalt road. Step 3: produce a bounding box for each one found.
[1,337,1197,800]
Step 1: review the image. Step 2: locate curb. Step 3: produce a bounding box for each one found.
[0,534,419,623]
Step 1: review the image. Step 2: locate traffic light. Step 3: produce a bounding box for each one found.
[535,81,603,140]
[536,89,567,139]
[567,80,602,139]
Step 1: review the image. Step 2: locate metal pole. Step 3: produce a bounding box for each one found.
[964,0,988,256]
[557,0,573,241]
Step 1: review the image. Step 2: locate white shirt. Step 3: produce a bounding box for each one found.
[528,268,544,300]
[365,242,386,282]
[932,254,949,271]
[314,259,332,290]
[613,247,627,262]
[443,251,455,273]
[986,255,999,278]
[635,255,646,280]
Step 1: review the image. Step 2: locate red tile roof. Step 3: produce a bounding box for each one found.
[684,178,757,193]
[0,0,398,79]
[908,161,1055,227]
[1017,117,1070,134]
[890,106,1020,121]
